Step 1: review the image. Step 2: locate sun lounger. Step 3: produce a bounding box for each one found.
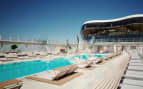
[6,53,18,58]
[27,52,37,57]
[77,60,93,68]
[0,53,6,58]
[0,58,14,62]
[102,56,109,60]
[17,52,29,59]
[0,54,6,61]
[17,53,28,57]
[88,56,98,61]
[39,52,47,56]
[0,79,23,89]
[0,53,15,62]
[18,56,29,59]
[77,63,89,68]
[66,64,78,74]
[114,53,119,57]
[102,53,122,61]
[70,57,93,68]
[93,58,103,64]
[103,54,114,60]
[34,51,47,56]
[26,71,82,86]
[88,56,103,64]
[102,54,114,60]
[0,55,5,58]
[31,64,78,80]
[45,69,68,80]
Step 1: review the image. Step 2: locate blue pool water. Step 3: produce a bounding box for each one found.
[46,57,73,70]
[68,55,90,60]
[68,54,105,60]
[94,54,105,58]
[0,58,72,82]
[0,54,105,82]
[0,60,48,82]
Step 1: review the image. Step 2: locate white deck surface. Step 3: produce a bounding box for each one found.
[21,53,130,89]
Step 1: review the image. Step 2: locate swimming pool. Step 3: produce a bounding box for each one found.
[0,58,72,82]
[0,54,105,82]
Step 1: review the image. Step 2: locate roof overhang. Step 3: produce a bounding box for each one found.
[83,14,143,24]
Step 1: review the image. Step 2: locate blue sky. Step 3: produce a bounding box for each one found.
[0,0,143,43]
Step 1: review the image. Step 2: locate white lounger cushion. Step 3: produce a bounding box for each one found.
[0,53,5,58]
[18,56,29,59]
[33,65,77,80]
[70,57,93,68]
[66,65,77,74]
[39,52,47,56]
[33,70,62,80]
[93,58,102,64]
[70,57,86,64]
[88,56,98,61]
[6,53,18,58]
[46,70,66,80]
[78,63,89,68]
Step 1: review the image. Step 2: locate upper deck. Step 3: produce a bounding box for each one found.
[81,14,143,42]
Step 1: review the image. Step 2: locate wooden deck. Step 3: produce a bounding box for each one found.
[26,72,82,86]
[0,79,23,89]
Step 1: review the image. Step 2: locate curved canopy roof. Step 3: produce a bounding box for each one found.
[83,14,143,24]
[81,14,143,42]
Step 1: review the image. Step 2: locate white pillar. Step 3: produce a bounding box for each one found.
[114,45,117,53]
